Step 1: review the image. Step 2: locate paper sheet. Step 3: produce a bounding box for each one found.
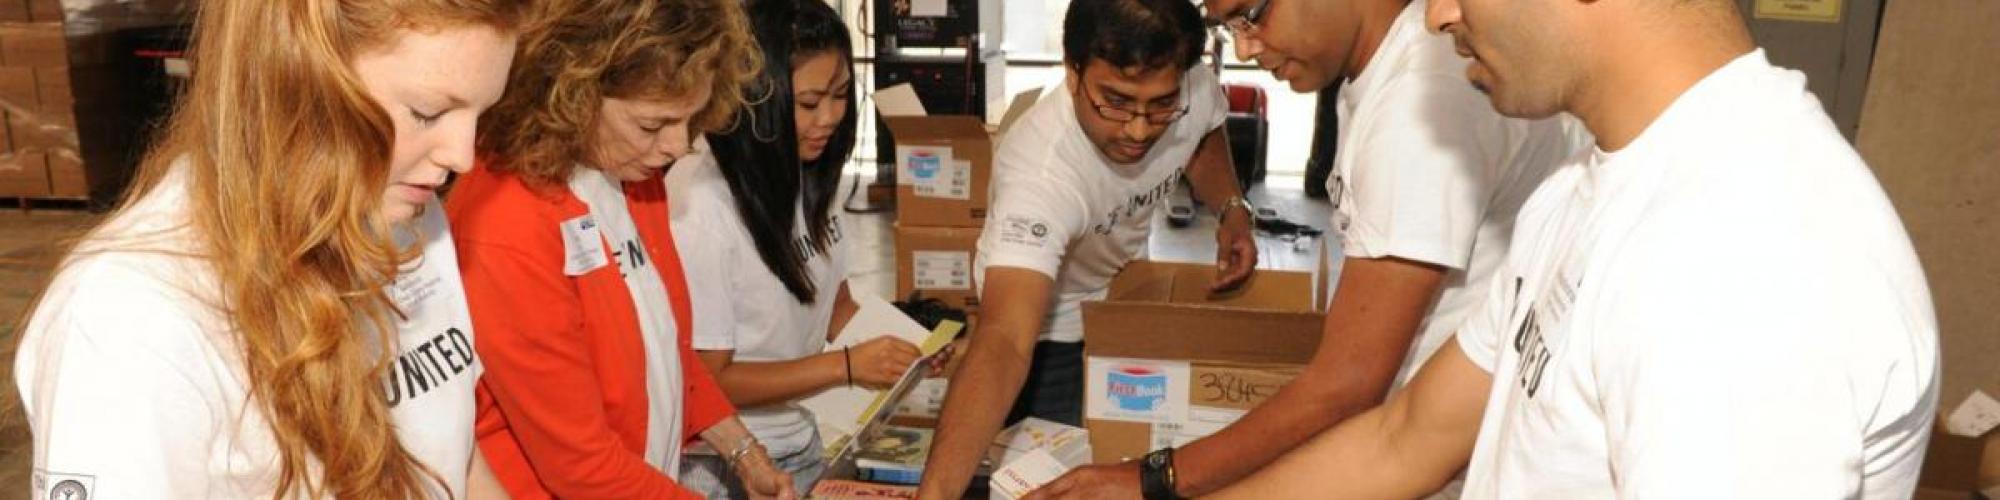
[873,84,928,117]
[912,0,948,17]
[988,418,1092,469]
[1945,389,2000,437]
[802,295,959,455]
[988,449,1071,500]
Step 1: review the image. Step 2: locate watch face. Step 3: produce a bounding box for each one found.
[1147,451,1167,467]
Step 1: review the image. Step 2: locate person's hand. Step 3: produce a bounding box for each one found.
[848,336,922,389]
[924,340,960,377]
[735,447,798,500]
[1211,205,1258,291]
[1022,461,1143,500]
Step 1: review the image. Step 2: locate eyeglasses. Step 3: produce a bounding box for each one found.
[1206,0,1273,42]
[1077,85,1189,125]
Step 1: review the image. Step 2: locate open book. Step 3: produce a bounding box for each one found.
[801,294,960,462]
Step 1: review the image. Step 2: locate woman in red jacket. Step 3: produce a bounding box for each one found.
[444,0,789,498]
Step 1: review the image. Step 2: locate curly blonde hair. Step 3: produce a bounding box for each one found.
[478,0,761,185]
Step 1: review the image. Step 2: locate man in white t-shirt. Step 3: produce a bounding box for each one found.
[914,0,1255,497]
[1210,0,1939,498]
[1030,0,1583,497]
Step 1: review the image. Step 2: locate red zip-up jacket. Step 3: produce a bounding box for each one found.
[446,164,733,499]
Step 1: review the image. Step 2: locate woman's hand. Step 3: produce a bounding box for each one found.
[847,336,921,389]
[733,445,797,500]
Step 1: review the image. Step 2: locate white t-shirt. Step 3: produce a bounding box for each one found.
[1328,0,1588,386]
[668,148,849,455]
[16,171,480,499]
[1456,50,1938,499]
[976,67,1229,343]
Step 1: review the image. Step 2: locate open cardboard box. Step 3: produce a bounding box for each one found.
[1917,424,2000,498]
[1080,261,1328,463]
[874,84,1041,228]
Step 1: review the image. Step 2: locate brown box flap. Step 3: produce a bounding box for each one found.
[1085,261,1325,366]
[880,114,992,145]
[1087,419,1152,464]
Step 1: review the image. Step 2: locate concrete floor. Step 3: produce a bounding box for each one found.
[0,173,1331,497]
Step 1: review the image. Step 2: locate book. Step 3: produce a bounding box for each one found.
[853,426,934,485]
[986,417,1091,470]
[988,448,1072,500]
[802,295,960,459]
[809,479,917,499]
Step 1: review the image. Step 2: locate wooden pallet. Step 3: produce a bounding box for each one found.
[2,194,90,213]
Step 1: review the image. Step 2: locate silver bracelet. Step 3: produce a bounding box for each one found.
[1216,195,1255,220]
[724,435,762,471]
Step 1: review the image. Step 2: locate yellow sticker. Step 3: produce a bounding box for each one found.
[1754,0,1842,23]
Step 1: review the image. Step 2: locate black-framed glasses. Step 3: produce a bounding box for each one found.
[1077,85,1189,125]
[1205,0,1273,42]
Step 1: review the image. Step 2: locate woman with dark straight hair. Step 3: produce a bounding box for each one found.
[668,0,925,496]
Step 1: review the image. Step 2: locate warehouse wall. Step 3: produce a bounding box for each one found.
[1856,0,2000,444]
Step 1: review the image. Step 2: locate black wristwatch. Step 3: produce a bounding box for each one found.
[1139,447,1181,500]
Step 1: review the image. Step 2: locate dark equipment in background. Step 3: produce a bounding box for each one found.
[872,0,992,51]
[868,0,1002,184]
[1302,81,1341,198]
[1221,82,1268,189]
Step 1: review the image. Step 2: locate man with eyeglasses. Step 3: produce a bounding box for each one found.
[1027,0,1585,498]
[912,0,1253,498]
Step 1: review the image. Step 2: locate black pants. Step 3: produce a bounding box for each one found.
[1005,341,1085,427]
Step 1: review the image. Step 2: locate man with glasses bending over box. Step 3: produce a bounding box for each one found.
[912,0,1256,498]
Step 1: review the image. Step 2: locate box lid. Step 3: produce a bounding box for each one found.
[872,83,992,143]
[1083,261,1325,366]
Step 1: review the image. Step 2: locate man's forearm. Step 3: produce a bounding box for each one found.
[1210,340,1493,499]
[1181,256,1446,495]
[1185,129,1242,207]
[917,335,1035,499]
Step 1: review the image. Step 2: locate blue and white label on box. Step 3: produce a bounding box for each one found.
[896,146,970,200]
[1085,357,1189,424]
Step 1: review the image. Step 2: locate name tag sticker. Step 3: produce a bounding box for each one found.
[561,215,609,276]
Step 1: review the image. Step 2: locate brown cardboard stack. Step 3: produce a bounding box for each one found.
[1078,261,1329,463]
[0,1,77,199]
[878,85,1041,313]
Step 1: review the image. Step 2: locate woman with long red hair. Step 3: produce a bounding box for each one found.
[14,0,526,498]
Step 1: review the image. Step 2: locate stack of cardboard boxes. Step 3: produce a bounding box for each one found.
[0,0,78,199]
[878,85,1040,322]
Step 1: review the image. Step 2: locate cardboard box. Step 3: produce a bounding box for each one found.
[0,21,67,67]
[1080,261,1328,463]
[45,151,81,197]
[25,0,56,22]
[1917,425,2000,498]
[0,66,31,111]
[0,1,25,28]
[0,151,48,196]
[874,84,1041,228]
[33,66,67,106]
[8,102,70,151]
[894,223,982,311]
